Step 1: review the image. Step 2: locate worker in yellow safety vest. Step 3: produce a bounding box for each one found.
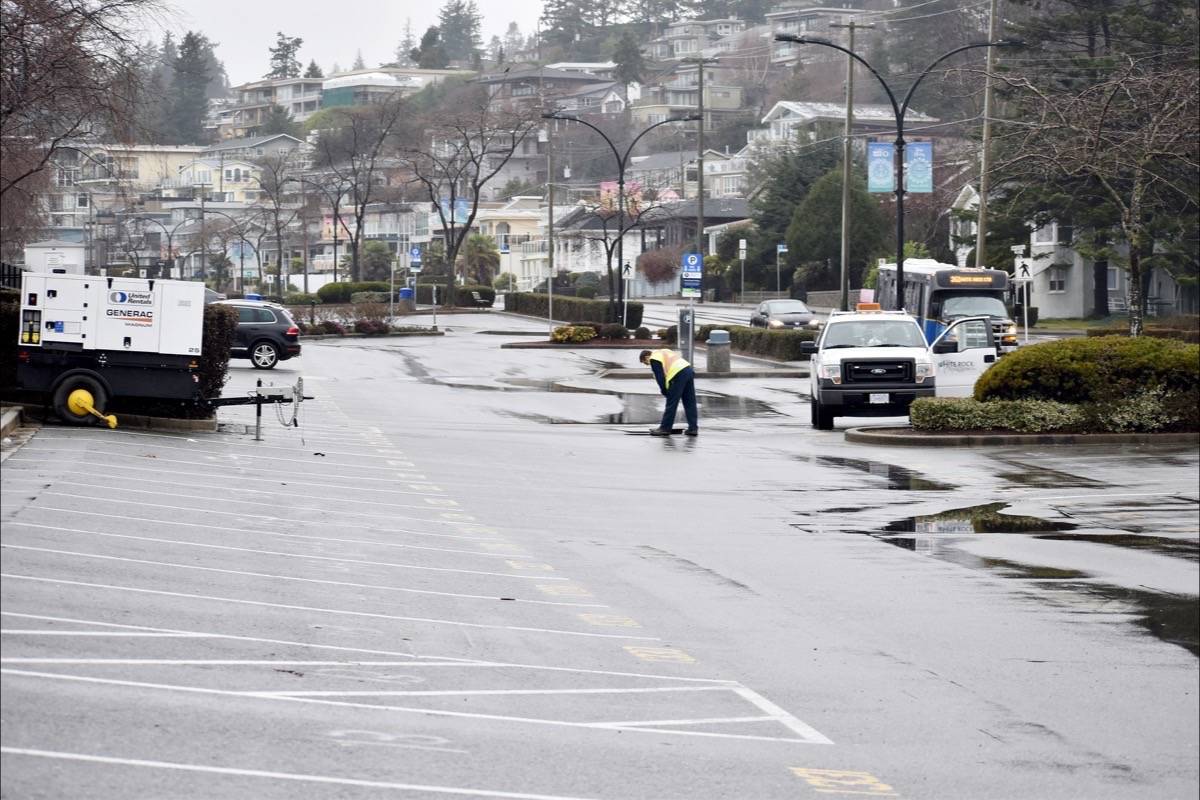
[639,348,698,436]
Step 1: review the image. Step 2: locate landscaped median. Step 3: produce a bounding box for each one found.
[848,335,1199,446]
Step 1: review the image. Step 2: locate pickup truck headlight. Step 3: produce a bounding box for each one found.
[915,359,933,383]
[768,319,785,329]
[819,363,842,384]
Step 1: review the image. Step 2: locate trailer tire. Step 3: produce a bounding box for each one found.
[250,340,279,370]
[52,373,108,426]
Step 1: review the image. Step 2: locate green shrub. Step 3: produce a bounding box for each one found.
[697,324,816,361]
[911,397,1086,433]
[576,321,602,335]
[634,326,651,340]
[317,281,392,303]
[597,323,629,340]
[0,291,18,393]
[658,326,678,345]
[284,292,321,305]
[975,335,1200,404]
[576,286,597,299]
[550,325,597,343]
[504,292,643,328]
[415,283,442,304]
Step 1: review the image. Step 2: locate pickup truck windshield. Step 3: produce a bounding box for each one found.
[822,320,926,349]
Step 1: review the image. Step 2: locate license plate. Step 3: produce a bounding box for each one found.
[869,393,889,404]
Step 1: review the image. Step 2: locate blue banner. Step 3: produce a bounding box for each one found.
[439,198,471,224]
[905,142,933,193]
[867,143,894,193]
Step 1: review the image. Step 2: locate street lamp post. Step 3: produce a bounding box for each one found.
[774,34,1021,309]
[541,112,702,317]
[203,208,256,294]
[124,215,195,279]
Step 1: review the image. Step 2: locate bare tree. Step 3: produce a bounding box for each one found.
[568,182,672,309]
[311,98,407,281]
[994,54,1199,335]
[1,0,157,202]
[398,84,540,300]
[253,153,301,293]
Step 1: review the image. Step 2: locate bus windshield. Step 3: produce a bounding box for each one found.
[822,320,927,349]
[941,294,1008,319]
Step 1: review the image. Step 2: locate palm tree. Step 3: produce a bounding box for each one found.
[461,233,500,285]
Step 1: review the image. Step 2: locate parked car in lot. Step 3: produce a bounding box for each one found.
[749,299,820,329]
[212,299,301,369]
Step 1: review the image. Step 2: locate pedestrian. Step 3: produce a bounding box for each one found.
[639,348,698,436]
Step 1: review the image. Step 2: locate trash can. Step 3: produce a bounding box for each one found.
[245,292,263,301]
[706,329,731,373]
[397,287,416,312]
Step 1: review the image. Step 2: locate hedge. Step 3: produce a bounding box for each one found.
[911,391,1196,433]
[974,335,1199,404]
[457,284,495,306]
[317,282,392,303]
[551,325,597,343]
[1086,327,1199,343]
[0,290,19,392]
[504,292,644,328]
[697,324,817,361]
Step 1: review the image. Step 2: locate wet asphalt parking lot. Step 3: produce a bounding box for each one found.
[2,310,1197,799]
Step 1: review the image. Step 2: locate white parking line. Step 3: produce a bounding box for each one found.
[1,631,211,638]
[0,748,602,800]
[1,477,499,528]
[0,575,654,640]
[29,431,414,465]
[1,670,826,744]
[1,544,601,608]
[256,686,729,698]
[27,496,520,555]
[5,520,563,580]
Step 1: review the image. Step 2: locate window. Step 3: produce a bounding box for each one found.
[1049,267,1067,293]
[1107,266,1119,291]
[76,194,89,208]
[512,84,536,97]
[1032,222,1057,245]
[225,169,233,180]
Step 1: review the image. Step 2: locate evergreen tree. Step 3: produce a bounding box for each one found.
[267,32,304,79]
[503,22,524,59]
[396,19,417,66]
[612,32,644,94]
[169,31,211,144]
[330,62,342,75]
[785,167,886,292]
[144,33,177,141]
[352,49,366,70]
[199,36,228,99]
[541,0,590,50]
[438,0,482,64]
[260,105,299,137]
[411,27,449,69]
[304,60,323,78]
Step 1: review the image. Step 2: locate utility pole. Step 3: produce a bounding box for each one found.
[546,121,555,336]
[974,0,1000,269]
[682,56,719,273]
[830,20,874,311]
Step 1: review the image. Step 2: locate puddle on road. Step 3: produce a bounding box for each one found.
[997,460,1104,489]
[883,503,1077,534]
[597,393,779,425]
[862,503,1198,657]
[806,455,954,492]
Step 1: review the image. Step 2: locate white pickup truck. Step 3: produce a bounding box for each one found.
[801,309,997,430]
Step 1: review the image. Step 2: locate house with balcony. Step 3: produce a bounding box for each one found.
[202,134,303,162]
[645,17,748,61]
[477,66,612,112]
[547,62,617,80]
[767,2,886,66]
[175,159,263,204]
[631,71,743,128]
[705,147,750,198]
[321,71,424,109]
[753,101,937,148]
[225,77,325,139]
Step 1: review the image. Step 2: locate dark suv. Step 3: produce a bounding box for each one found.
[214,300,301,369]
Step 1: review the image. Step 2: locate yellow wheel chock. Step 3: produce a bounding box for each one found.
[67,389,118,429]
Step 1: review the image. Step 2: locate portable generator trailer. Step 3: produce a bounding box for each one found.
[16,272,205,425]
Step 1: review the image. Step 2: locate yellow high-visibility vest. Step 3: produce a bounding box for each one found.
[650,349,690,388]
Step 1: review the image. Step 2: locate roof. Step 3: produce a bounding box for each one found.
[24,239,85,249]
[205,134,303,153]
[556,198,750,231]
[478,66,606,84]
[763,101,937,125]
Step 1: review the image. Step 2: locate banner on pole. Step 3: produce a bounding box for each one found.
[905,142,933,193]
[867,143,894,193]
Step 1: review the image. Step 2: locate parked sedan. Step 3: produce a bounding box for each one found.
[749,299,820,329]
[213,300,301,369]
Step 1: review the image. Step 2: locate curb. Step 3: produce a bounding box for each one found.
[302,330,444,340]
[109,413,218,433]
[844,426,1200,447]
[1,406,21,437]
[599,368,808,379]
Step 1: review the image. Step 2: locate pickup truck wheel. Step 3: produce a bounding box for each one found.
[53,374,107,426]
[811,398,835,431]
[251,340,279,369]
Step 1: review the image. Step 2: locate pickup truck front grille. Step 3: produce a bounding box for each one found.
[843,360,913,383]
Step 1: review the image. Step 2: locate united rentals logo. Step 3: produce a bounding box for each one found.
[109,290,154,306]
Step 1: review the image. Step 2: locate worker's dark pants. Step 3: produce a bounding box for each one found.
[660,366,698,431]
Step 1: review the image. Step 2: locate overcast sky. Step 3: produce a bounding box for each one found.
[165,0,544,86]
